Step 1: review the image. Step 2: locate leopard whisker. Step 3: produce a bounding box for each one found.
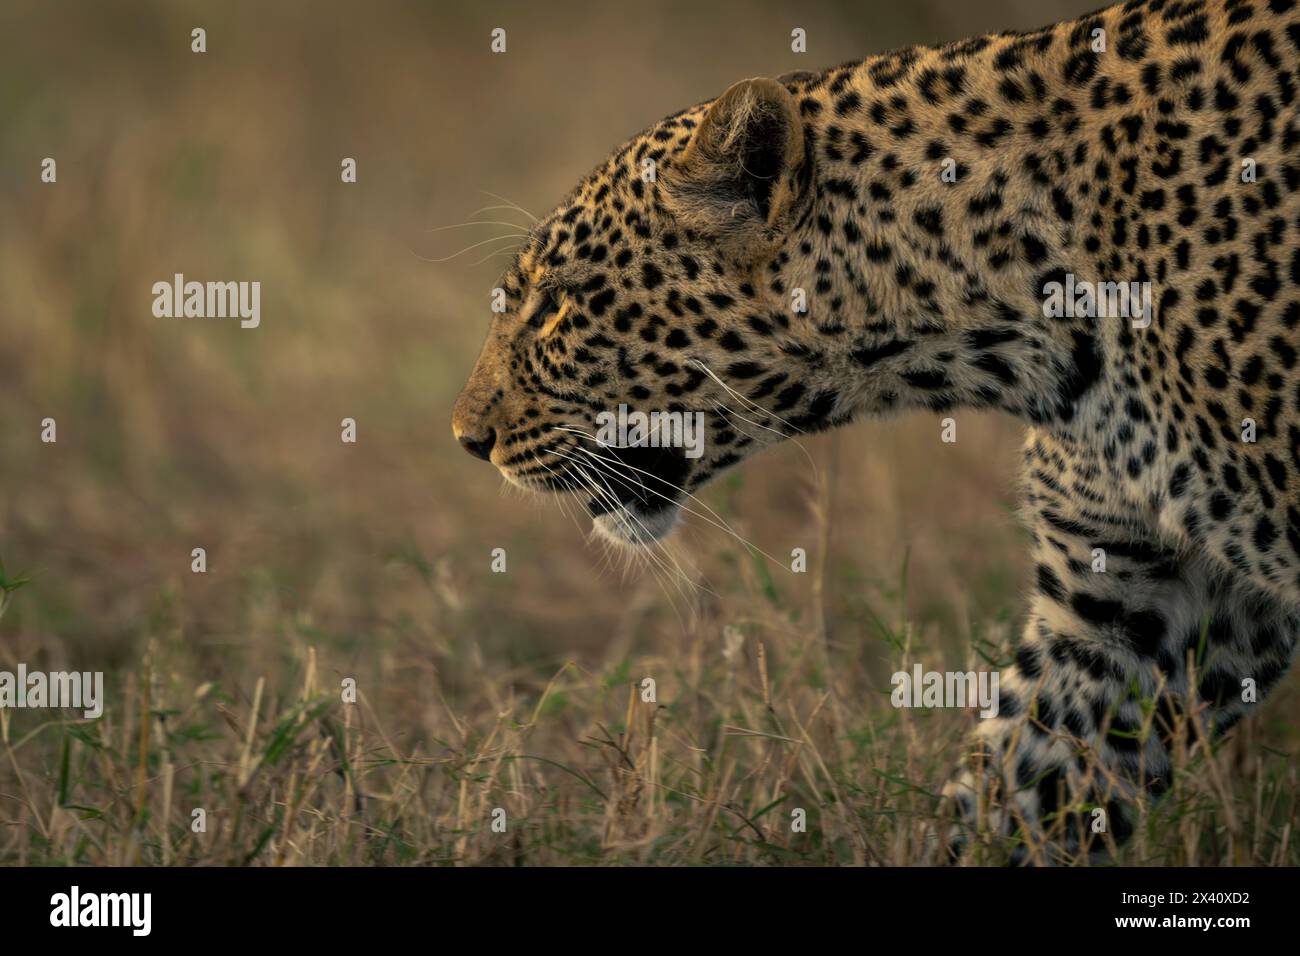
[534,459,599,539]
[479,190,539,224]
[709,400,783,448]
[547,447,705,598]
[414,233,529,264]
[552,430,787,572]
[424,219,539,233]
[689,358,823,482]
[561,455,699,610]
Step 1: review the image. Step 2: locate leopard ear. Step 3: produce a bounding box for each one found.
[666,77,809,249]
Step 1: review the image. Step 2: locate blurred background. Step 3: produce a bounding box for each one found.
[1,0,1293,865]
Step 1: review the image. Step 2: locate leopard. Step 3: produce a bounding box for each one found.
[452,0,1300,862]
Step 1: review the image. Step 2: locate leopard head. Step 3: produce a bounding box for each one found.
[452,77,846,545]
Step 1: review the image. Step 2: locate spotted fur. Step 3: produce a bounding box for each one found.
[453,0,1300,859]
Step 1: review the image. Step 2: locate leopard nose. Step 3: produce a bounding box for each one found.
[457,427,497,462]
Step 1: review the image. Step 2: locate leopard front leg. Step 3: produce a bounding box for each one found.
[939,600,1157,865]
[941,433,1299,864]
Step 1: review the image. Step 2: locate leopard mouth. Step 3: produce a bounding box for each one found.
[581,443,690,544]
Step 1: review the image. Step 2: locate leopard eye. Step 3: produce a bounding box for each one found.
[527,292,560,329]
[529,291,570,337]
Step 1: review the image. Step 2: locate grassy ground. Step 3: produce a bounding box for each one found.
[1,0,1297,866]
[2,537,1297,866]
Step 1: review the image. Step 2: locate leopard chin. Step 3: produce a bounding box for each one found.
[590,499,681,545]
[580,440,692,545]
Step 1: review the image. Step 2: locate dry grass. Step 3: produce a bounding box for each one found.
[2,529,1297,866]
[0,0,1297,866]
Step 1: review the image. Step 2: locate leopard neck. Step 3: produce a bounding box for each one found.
[769,16,1138,429]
